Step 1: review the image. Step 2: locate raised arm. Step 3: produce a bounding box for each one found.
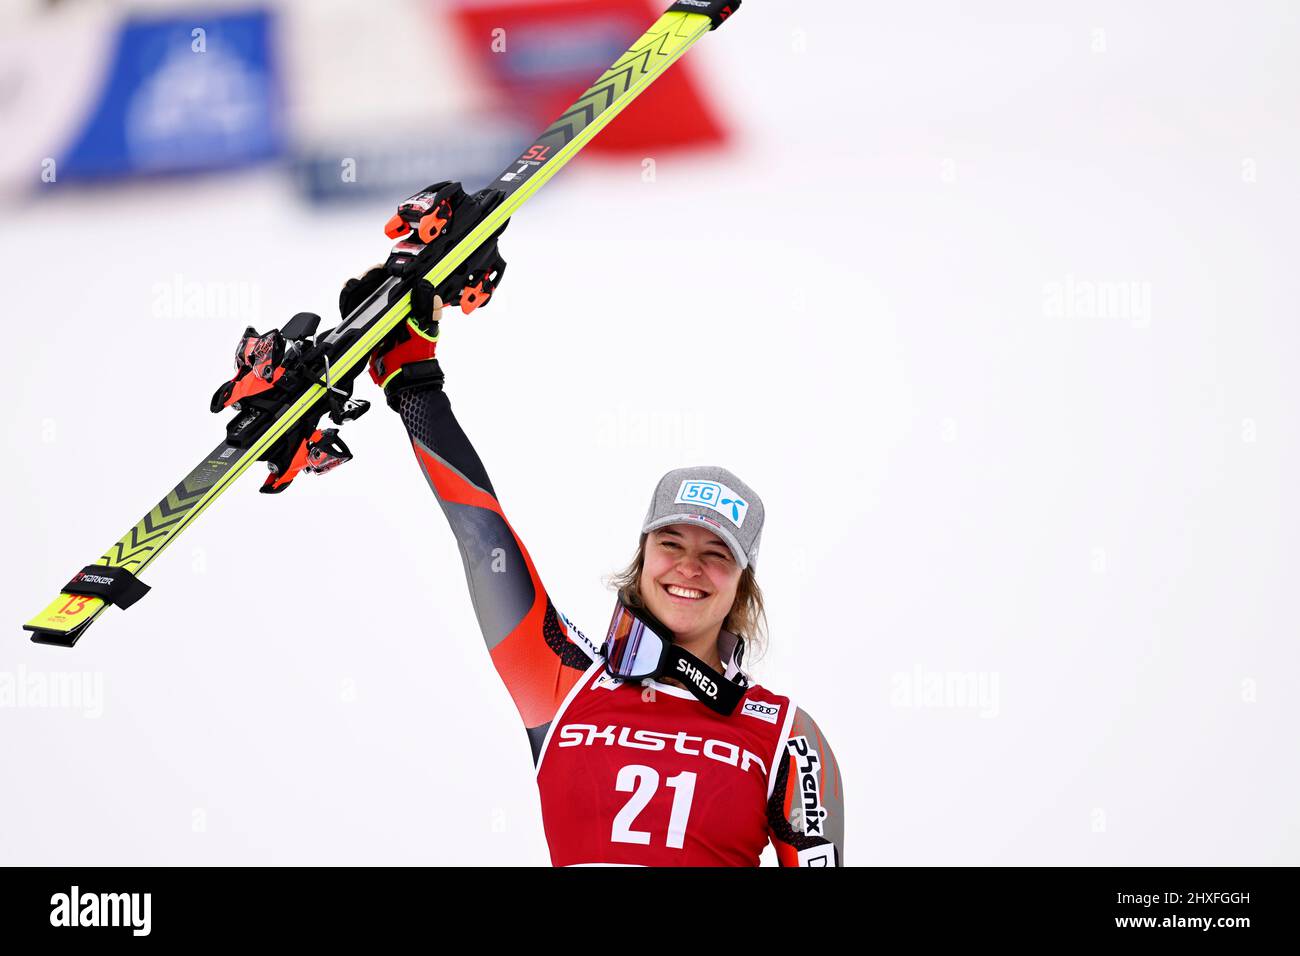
[357,271,599,762]
[768,706,845,866]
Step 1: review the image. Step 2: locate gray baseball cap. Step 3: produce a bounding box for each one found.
[641,466,764,570]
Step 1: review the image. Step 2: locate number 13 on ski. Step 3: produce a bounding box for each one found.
[23,1,742,647]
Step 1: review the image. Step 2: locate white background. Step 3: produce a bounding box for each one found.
[2,1,1298,865]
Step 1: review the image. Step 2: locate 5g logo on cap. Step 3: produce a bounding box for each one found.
[676,480,749,527]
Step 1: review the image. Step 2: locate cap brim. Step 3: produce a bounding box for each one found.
[642,513,749,570]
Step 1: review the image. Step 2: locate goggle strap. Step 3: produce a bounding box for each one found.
[665,644,747,715]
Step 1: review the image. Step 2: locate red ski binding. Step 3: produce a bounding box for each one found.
[261,428,352,494]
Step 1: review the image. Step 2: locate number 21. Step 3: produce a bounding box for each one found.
[611,765,697,849]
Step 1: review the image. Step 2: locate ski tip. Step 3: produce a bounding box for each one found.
[667,0,741,30]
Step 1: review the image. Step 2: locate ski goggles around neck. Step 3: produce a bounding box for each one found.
[600,600,748,716]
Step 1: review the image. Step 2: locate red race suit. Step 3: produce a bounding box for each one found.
[392,387,844,866]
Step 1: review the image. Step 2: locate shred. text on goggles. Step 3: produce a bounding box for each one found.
[600,601,748,715]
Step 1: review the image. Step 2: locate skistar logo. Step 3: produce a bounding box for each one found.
[741,699,780,724]
[675,658,718,699]
[557,723,767,775]
[787,735,828,838]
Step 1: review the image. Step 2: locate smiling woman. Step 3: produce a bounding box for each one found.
[354,275,844,866]
[609,523,767,676]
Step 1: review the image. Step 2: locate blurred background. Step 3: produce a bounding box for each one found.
[2,0,1298,866]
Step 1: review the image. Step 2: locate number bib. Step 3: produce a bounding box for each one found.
[536,661,794,866]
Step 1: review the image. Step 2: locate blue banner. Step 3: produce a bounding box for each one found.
[59,9,282,180]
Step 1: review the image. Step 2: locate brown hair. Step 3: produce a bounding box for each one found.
[606,533,768,665]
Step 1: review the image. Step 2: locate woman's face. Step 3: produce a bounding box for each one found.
[638,524,742,645]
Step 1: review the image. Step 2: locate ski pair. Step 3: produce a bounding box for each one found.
[24,0,742,647]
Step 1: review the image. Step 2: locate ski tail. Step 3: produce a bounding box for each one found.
[26,595,106,647]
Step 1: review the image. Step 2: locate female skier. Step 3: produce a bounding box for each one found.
[350,271,844,866]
